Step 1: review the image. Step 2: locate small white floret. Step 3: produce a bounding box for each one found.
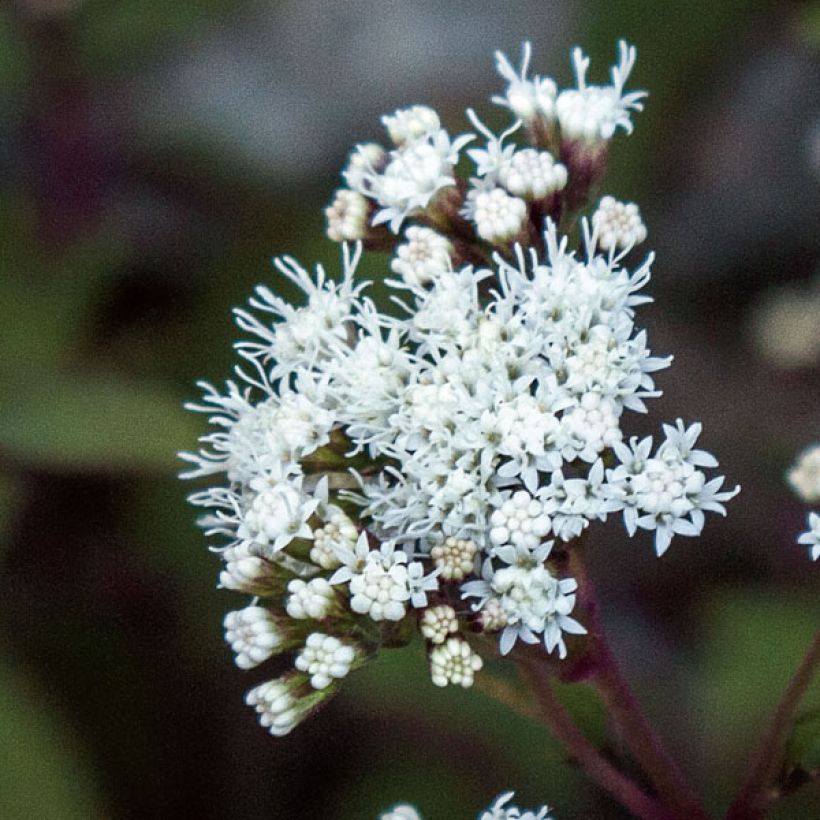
[310,508,358,570]
[391,225,453,287]
[420,605,459,644]
[498,148,567,200]
[430,536,478,580]
[224,606,284,670]
[382,105,441,147]
[429,637,483,687]
[473,188,527,244]
[592,196,647,252]
[286,577,339,620]
[245,677,307,737]
[294,633,357,690]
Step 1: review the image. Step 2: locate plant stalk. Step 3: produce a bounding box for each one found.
[726,630,820,820]
[516,652,678,820]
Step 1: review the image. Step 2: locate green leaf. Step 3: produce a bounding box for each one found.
[786,708,820,773]
[0,653,104,819]
[0,374,200,474]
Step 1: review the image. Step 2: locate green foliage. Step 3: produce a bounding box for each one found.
[0,653,103,818]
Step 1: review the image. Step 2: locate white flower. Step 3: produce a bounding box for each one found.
[224,606,287,669]
[294,633,357,689]
[592,196,647,251]
[466,109,519,180]
[343,142,386,192]
[798,511,820,561]
[382,105,441,147]
[750,278,820,370]
[498,148,567,200]
[245,676,313,737]
[331,536,412,622]
[380,806,422,820]
[556,40,646,143]
[429,637,483,687]
[359,129,474,233]
[489,490,552,551]
[233,246,365,381]
[390,226,453,287]
[218,543,278,594]
[472,188,527,244]
[609,421,739,556]
[286,577,339,620]
[788,444,820,504]
[325,189,369,242]
[479,791,553,820]
[463,562,586,657]
[420,605,459,644]
[430,536,478,580]
[237,473,318,556]
[492,42,557,124]
[407,561,440,607]
[310,507,358,569]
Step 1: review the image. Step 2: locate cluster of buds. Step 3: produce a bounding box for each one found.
[183,41,738,739]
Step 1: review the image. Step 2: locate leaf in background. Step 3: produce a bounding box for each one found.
[0,654,104,819]
[783,708,820,782]
[0,373,200,474]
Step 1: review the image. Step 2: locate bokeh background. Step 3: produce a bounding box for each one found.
[1,1,818,818]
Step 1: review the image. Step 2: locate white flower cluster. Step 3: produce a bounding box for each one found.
[789,445,820,561]
[379,792,553,820]
[183,40,739,740]
[330,41,646,256]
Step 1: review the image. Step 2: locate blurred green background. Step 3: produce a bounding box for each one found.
[0,1,818,818]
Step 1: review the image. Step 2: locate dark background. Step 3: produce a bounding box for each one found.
[0,1,818,818]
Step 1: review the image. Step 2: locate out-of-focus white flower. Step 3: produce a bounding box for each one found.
[788,445,820,504]
[379,805,422,820]
[798,511,820,561]
[750,278,820,371]
[479,790,553,820]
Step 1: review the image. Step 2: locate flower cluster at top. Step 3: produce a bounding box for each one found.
[182,41,738,739]
[789,444,820,560]
[380,791,552,820]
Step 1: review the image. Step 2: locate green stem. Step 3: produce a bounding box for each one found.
[726,630,820,820]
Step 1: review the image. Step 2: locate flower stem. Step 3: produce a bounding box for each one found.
[516,652,678,820]
[569,550,711,820]
[725,630,820,820]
